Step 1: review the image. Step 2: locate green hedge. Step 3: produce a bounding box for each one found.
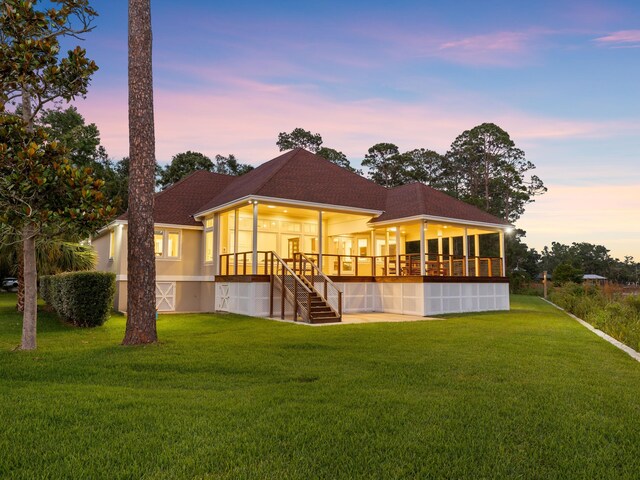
[40,272,116,327]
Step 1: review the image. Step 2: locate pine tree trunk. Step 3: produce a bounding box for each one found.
[123,0,157,345]
[16,247,24,313]
[20,223,37,350]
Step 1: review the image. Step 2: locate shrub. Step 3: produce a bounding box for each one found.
[39,271,116,327]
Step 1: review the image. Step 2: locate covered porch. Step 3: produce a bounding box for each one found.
[210,201,507,279]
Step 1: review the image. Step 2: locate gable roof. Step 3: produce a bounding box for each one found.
[195,148,387,215]
[119,170,236,226]
[372,182,511,226]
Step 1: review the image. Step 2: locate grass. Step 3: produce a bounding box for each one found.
[1,293,639,479]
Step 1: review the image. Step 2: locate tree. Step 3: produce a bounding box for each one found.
[39,106,108,166]
[0,116,115,349]
[316,147,359,173]
[277,127,323,152]
[553,263,584,285]
[361,143,410,187]
[0,0,101,349]
[158,151,213,189]
[123,0,158,345]
[445,123,546,222]
[213,154,254,176]
[403,148,445,186]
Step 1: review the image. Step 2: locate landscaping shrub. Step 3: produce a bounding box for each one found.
[550,283,640,352]
[39,271,116,327]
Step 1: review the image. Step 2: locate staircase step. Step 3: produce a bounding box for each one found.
[312,310,338,318]
[310,316,341,324]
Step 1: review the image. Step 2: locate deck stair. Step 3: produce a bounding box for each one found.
[269,252,342,324]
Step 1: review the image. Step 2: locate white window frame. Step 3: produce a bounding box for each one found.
[204,219,214,264]
[154,229,182,260]
[109,230,116,260]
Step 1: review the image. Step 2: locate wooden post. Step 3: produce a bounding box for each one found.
[463,227,469,277]
[318,210,323,271]
[499,230,506,277]
[543,271,548,299]
[293,279,298,321]
[269,275,274,317]
[281,269,285,319]
[233,209,239,275]
[252,202,258,274]
[395,228,401,276]
[419,221,426,276]
[474,234,480,277]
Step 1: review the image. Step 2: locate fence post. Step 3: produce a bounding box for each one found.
[293,278,298,321]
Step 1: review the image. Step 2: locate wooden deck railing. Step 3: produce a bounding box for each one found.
[218,252,503,278]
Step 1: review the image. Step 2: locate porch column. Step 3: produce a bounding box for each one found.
[474,234,480,277]
[437,235,443,256]
[213,213,220,276]
[395,228,401,276]
[233,209,239,274]
[419,221,426,276]
[499,230,506,276]
[463,227,469,277]
[318,210,323,269]
[252,202,258,274]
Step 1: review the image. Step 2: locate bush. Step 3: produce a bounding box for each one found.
[39,271,116,327]
[550,285,640,352]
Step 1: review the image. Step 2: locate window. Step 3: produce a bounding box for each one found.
[154,231,164,257]
[109,230,115,260]
[154,230,180,259]
[205,231,214,263]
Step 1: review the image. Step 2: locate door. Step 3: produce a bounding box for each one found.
[288,237,300,259]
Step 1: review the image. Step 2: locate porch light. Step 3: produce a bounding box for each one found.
[283,209,288,213]
[506,227,514,234]
[267,205,276,209]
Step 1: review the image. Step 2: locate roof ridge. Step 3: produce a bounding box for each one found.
[254,148,303,196]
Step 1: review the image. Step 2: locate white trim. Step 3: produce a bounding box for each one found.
[542,298,640,363]
[370,214,512,230]
[194,195,384,219]
[116,275,211,282]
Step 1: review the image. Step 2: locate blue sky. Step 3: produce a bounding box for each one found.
[71,0,640,259]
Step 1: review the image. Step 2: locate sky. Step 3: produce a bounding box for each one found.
[69,0,639,260]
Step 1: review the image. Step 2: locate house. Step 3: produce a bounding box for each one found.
[93,148,512,323]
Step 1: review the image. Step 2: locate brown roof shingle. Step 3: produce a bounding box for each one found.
[373,182,510,225]
[119,170,236,226]
[118,149,510,228]
[195,148,387,214]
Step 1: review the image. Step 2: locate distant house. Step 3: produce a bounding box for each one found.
[93,148,512,323]
[583,274,607,285]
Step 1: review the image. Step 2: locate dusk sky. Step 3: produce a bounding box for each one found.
[72,0,639,260]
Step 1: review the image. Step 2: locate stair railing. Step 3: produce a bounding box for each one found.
[293,253,343,320]
[269,251,312,323]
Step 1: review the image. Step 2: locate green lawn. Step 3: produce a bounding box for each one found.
[1,294,639,479]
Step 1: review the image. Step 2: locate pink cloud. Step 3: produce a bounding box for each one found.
[437,31,532,66]
[594,30,640,47]
[75,77,640,166]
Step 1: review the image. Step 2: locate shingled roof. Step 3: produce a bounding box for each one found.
[373,182,511,226]
[195,148,387,215]
[119,170,236,226]
[117,149,509,228]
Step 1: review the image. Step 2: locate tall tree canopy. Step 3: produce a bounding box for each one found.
[213,153,254,176]
[277,127,323,152]
[276,127,358,172]
[0,0,103,350]
[158,151,213,189]
[444,123,546,222]
[361,143,408,187]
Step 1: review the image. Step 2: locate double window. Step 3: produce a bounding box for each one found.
[154,230,180,259]
[204,218,214,263]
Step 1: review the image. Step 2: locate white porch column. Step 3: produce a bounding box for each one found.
[213,213,220,276]
[463,227,469,277]
[252,202,258,274]
[474,234,480,277]
[233,208,239,274]
[318,210,323,269]
[437,235,443,256]
[419,221,426,276]
[395,228,401,276]
[499,230,506,276]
